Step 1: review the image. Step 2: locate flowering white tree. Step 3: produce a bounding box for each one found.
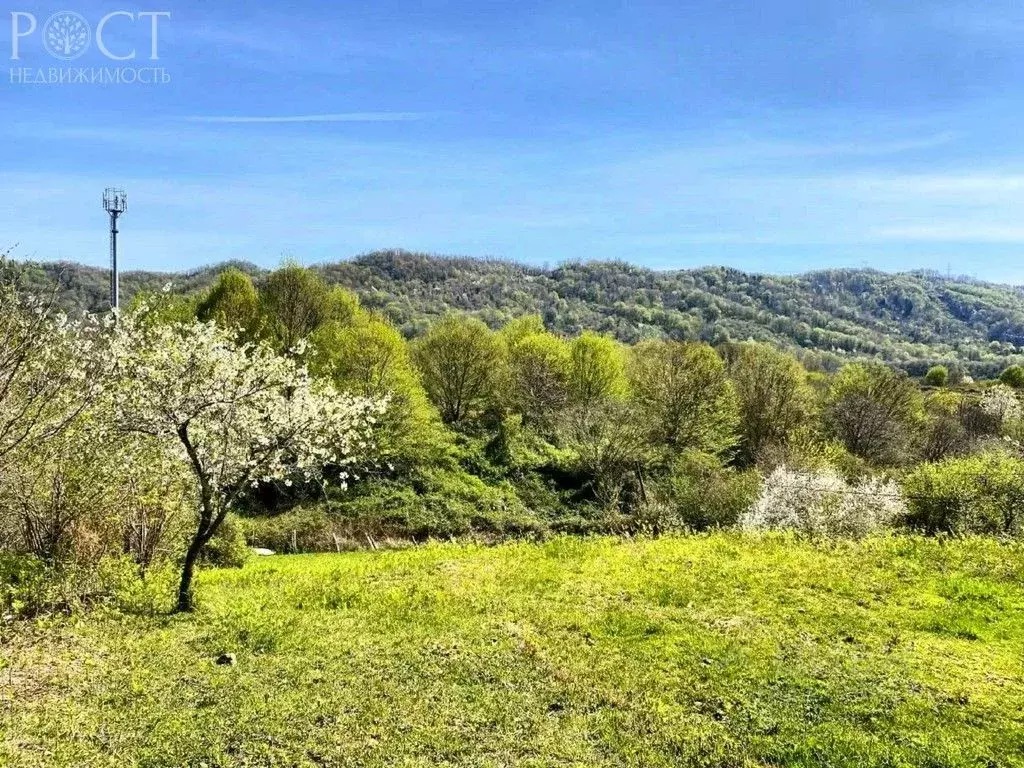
[106,310,385,611]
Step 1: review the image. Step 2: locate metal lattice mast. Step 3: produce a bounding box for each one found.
[102,188,127,310]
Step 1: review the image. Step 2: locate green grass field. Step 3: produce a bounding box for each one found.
[3,535,1024,767]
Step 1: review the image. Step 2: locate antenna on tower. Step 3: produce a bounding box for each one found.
[102,188,127,310]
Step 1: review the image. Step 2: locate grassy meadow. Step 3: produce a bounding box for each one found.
[3,534,1024,767]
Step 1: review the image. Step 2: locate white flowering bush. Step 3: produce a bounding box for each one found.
[0,280,110,462]
[0,265,123,569]
[980,384,1022,428]
[740,466,905,539]
[105,309,386,610]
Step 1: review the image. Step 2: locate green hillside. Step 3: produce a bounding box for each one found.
[13,250,1024,375]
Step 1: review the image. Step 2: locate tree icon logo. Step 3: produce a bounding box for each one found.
[42,11,91,60]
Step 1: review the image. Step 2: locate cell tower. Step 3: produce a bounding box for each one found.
[102,188,127,310]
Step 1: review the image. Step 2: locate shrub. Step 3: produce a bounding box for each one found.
[999,364,1024,389]
[902,453,1024,536]
[0,554,59,617]
[241,465,548,552]
[645,451,761,532]
[0,554,174,618]
[924,366,949,387]
[979,384,1021,430]
[741,466,905,538]
[332,466,543,541]
[0,423,192,574]
[200,515,250,569]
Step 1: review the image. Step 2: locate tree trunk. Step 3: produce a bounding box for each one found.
[175,421,219,613]
[176,532,207,612]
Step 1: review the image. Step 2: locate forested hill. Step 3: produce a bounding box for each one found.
[12,249,1024,375]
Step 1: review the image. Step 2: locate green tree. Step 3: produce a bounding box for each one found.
[412,315,504,425]
[825,363,923,465]
[627,340,739,457]
[727,343,815,466]
[500,318,570,428]
[903,453,1024,536]
[1000,364,1024,388]
[499,315,546,347]
[196,267,261,340]
[567,331,628,412]
[924,365,949,387]
[258,263,332,353]
[308,305,445,465]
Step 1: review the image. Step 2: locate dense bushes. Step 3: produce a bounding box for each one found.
[331,468,543,541]
[242,467,548,552]
[903,453,1024,536]
[999,364,1024,388]
[0,554,176,618]
[923,365,948,387]
[154,267,1024,550]
[646,452,761,532]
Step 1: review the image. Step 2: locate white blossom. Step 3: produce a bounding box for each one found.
[741,466,905,539]
[0,281,111,460]
[106,311,384,497]
[100,307,387,609]
[980,384,1022,427]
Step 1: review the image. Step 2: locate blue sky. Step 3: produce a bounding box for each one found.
[4,1,1024,281]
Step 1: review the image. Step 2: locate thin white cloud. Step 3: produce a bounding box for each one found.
[846,174,1024,194]
[182,112,428,124]
[769,132,957,158]
[871,224,1024,243]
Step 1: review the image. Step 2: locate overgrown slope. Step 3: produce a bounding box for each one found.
[14,250,1024,374]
